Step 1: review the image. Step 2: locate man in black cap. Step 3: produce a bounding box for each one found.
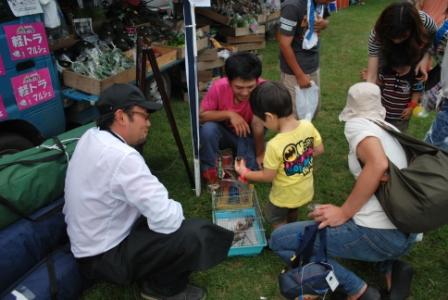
[63,83,234,300]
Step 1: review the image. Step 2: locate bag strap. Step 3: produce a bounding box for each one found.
[372,120,447,157]
[290,223,327,268]
[0,137,66,170]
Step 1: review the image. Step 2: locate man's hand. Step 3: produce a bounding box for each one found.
[308,204,350,229]
[296,74,312,88]
[229,112,251,137]
[401,107,413,120]
[314,17,328,35]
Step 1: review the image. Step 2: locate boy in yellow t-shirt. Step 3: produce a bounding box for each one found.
[235,81,324,229]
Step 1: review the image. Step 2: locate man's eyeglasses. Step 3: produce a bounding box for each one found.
[129,111,150,121]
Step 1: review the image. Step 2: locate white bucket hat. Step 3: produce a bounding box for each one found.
[339,82,386,122]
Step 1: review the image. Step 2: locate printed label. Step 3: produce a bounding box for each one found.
[11,68,54,110]
[4,22,49,60]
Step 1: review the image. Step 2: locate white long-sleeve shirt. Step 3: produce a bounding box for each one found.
[63,128,184,258]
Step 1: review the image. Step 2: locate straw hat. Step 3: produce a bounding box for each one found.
[339,82,386,122]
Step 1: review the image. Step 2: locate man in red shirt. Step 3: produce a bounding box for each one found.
[199,52,265,181]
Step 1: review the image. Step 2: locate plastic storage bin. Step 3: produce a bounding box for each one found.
[212,186,267,256]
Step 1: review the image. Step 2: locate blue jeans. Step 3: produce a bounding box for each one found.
[199,122,257,171]
[269,220,416,296]
[425,99,448,151]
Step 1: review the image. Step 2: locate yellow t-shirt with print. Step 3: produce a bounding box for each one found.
[263,120,322,208]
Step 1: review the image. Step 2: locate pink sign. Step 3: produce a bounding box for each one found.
[11,68,55,110]
[0,57,4,76]
[0,96,7,120]
[3,22,49,60]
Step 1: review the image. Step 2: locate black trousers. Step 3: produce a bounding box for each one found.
[77,218,234,296]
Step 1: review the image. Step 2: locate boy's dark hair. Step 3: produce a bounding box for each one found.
[249,81,293,121]
[225,52,262,82]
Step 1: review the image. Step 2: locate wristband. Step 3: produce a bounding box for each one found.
[408,101,418,109]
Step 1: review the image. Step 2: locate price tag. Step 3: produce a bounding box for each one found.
[326,270,339,291]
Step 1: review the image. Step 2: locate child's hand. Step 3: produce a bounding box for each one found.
[401,107,413,120]
[234,157,248,175]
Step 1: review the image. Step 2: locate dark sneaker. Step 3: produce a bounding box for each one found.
[141,284,206,300]
[359,286,381,300]
[389,260,413,300]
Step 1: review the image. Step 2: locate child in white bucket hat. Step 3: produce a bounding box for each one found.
[339,82,386,122]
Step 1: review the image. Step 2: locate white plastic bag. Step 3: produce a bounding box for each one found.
[295,81,319,120]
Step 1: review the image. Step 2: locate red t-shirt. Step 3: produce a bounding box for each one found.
[200,77,265,126]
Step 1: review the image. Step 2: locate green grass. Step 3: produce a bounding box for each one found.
[82,1,448,299]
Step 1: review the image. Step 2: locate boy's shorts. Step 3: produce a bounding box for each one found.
[265,201,296,224]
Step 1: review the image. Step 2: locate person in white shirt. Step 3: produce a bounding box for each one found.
[63,83,233,300]
[269,83,416,300]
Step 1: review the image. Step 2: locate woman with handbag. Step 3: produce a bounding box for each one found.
[269,82,417,300]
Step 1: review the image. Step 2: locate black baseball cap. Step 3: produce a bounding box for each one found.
[96,83,162,115]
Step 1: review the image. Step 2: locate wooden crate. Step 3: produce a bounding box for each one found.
[49,34,78,51]
[198,48,218,62]
[197,58,225,71]
[256,11,281,25]
[63,67,135,95]
[124,46,177,71]
[219,25,265,37]
[63,46,176,95]
[155,36,209,60]
[226,34,265,44]
[196,8,230,25]
[229,41,266,52]
[266,11,281,22]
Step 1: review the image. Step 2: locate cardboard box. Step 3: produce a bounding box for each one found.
[63,46,176,95]
[219,25,265,37]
